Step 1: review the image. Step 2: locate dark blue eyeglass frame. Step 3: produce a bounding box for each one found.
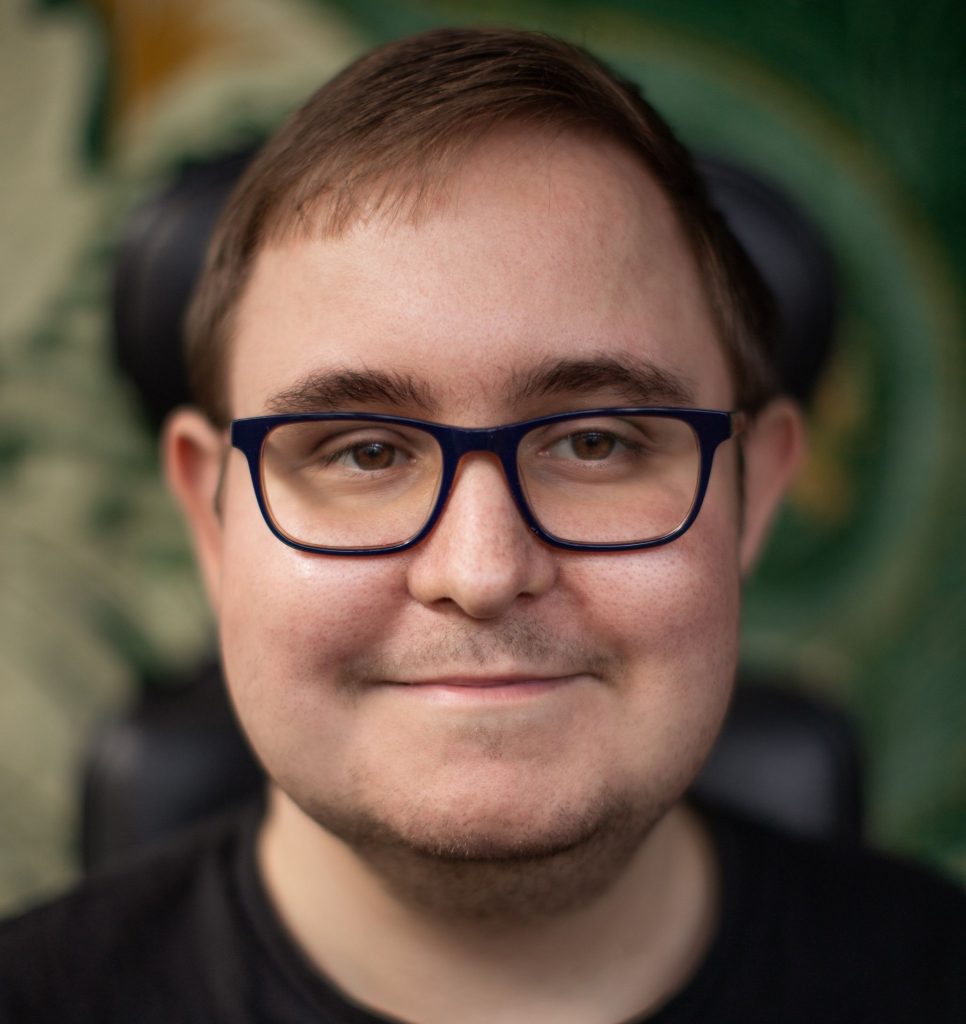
[230,407,743,556]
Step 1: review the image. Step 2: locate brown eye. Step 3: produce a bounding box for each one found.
[568,431,616,460]
[350,442,397,470]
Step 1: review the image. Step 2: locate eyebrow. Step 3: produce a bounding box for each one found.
[265,368,438,415]
[263,353,696,417]
[512,354,697,407]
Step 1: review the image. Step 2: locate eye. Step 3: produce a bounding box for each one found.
[546,429,635,462]
[328,440,404,471]
[559,430,618,460]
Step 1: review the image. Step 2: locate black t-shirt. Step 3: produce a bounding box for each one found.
[2,799,965,1023]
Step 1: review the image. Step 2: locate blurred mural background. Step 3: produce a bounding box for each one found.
[1,0,963,914]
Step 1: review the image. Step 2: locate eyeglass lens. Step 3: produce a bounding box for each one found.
[259,415,701,550]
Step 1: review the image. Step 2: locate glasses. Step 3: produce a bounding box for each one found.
[229,407,744,556]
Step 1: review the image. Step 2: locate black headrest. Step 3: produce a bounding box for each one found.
[112,149,837,429]
[112,150,256,430]
[698,157,838,406]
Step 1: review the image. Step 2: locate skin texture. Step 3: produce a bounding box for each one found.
[166,127,803,1023]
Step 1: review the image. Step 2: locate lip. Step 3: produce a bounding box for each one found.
[385,673,586,703]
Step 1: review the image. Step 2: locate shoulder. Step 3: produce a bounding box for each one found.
[723,805,966,932]
[701,801,966,1022]
[0,803,257,1024]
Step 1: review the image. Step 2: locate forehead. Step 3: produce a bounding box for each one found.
[229,129,733,420]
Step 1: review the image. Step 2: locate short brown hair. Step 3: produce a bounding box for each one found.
[185,27,778,426]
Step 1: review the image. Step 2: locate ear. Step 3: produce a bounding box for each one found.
[738,397,806,575]
[162,408,227,611]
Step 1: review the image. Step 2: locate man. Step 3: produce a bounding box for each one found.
[2,27,965,1024]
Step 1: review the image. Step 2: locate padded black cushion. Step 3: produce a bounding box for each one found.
[81,663,262,870]
[692,680,863,844]
[698,157,838,406]
[112,150,254,429]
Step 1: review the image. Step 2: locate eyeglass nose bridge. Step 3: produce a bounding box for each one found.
[432,422,542,538]
[444,422,520,459]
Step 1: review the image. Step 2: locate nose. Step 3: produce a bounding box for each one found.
[405,454,558,619]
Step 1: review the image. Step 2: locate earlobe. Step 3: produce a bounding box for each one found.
[738,397,806,575]
[162,408,228,610]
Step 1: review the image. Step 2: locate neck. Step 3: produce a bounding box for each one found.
[257,786,719,1024]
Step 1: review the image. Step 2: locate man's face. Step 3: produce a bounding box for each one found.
[192,129,755,870]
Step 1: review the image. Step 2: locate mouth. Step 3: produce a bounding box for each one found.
[386,673,589,704]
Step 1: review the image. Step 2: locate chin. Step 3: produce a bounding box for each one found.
[279,764,682,921]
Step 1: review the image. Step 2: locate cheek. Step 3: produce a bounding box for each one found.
[215,476,405,751]
[573,485,742,674]
[568,487,742,786]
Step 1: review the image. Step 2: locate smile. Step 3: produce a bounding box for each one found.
[387,674,589,703]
